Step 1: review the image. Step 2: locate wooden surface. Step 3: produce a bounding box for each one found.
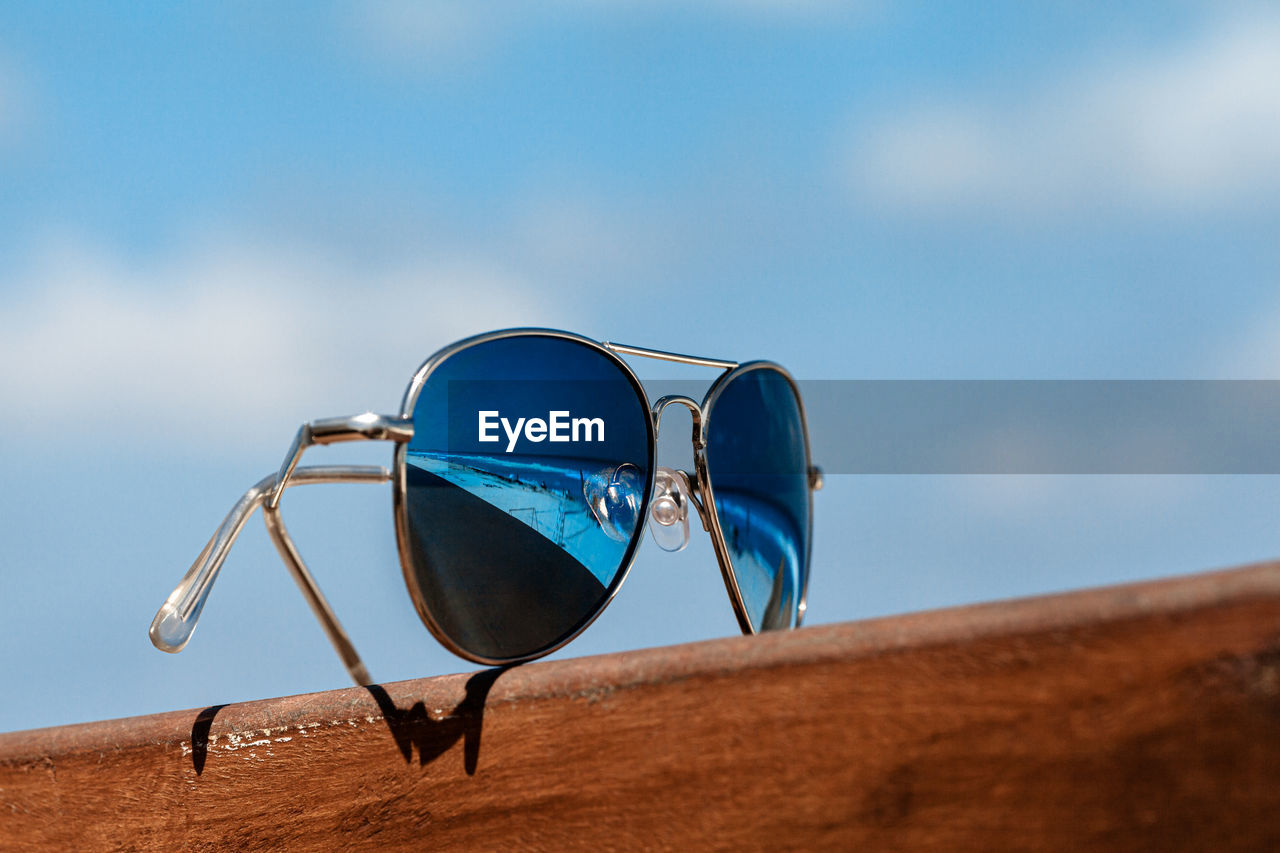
[3,562,1280,851]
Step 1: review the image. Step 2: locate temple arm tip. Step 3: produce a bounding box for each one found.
[149,597,200,653]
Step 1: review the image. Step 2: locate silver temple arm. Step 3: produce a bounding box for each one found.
[149,465,390,685]
[149,413,413,687]
[268,412,412,510]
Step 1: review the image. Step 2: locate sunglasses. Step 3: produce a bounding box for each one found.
[149,329,821,685]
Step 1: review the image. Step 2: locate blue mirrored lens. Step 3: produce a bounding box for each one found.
[404,335,652,661]
[704,367,810,631]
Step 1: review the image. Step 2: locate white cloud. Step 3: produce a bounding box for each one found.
[570,0,861,18]
[346,0,868,70]
[507,191,678,277]
[346,1,512,70]
[0,238,573,448]
[846,13,1280,215]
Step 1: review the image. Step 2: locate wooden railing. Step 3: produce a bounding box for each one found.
[3,560,1280,850]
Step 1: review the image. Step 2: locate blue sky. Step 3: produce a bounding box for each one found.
[2,1,1280,733]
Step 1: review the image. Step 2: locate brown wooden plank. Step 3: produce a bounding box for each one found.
[3,560,1280,851]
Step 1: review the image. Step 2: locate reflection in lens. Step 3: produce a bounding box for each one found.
[704,367,810,632]
[403,335,652,661]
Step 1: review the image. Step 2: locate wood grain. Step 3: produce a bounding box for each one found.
[3,561,1280,851]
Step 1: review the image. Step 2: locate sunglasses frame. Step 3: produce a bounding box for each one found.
[694,358,817,633]
[149,327,819,686]
[391,328,658,667]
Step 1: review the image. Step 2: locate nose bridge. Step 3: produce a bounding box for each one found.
[651,394,705,448]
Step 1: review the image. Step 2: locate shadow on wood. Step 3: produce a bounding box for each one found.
[3,560,1280,850]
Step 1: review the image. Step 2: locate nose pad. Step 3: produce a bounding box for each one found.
[648,466,692,552]
[583,462,644,543]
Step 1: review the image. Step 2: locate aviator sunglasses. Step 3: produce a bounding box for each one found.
[149,329,821,685]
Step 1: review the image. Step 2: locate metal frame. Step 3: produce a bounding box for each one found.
[150,327,820,687]
[696,361,817,630]
[647,362,816,633]
[392,328,661,667]
[148,464,391,685]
